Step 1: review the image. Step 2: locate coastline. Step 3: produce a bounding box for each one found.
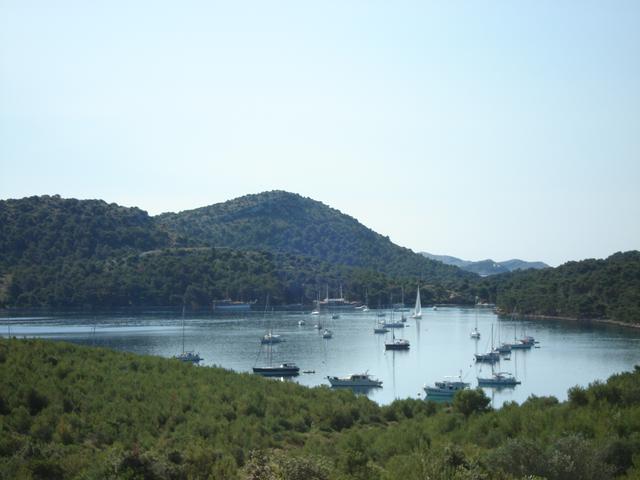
[497,310,640,330]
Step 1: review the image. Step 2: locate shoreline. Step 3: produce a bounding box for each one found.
[498,311,640,330]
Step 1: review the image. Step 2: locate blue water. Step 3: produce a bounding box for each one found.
[2,307,639,407]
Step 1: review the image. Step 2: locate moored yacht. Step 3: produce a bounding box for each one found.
[327,372,383,388]
[424,376,470,399]
[174,351,202,363]
[509,340,533,350]
[253,363,300,377]
[261,331,283,344]
[477,371,520,387]
[385,338,410,350]
[474,351,500,363]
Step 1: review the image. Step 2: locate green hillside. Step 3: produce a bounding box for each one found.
[157,191,473,283]
[5,248,472,308]
[0,194,477,308]
[0,195,170,268]
[481,251,640,325]
[1,338,639,479]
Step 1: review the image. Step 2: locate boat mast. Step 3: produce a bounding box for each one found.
[181,300,186,354]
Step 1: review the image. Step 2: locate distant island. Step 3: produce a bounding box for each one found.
[420,252,549,276]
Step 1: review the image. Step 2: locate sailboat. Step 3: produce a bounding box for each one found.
[474,324,499,363]
[411,285,422,319]
[260,297,283,344]
[253,295,299,377]
[470,303,481,339]
[384,321,410,350]
[174,304,203,363]
[478,353,520,387]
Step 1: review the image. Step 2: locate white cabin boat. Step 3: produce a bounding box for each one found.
[327,372,382,387]
[424,377,470,398]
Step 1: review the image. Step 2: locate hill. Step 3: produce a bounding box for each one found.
[1,337,638,479]
[481,251,640,325]
[420,252,549,276]
[0,195,170,268]
[0,194,477,308]
[157,191,475,284]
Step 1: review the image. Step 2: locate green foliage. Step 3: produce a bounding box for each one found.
[5,246,475,309]
[0,195,169,268]
[453,388,491,417]
[157,191,475,284]
[3,339,640,479]
[0,193,477,308]
[481,251,640,325]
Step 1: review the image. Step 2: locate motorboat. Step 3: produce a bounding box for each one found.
[261,331,283,344]
[174,351,202,363]
[327,372,383,388]
[385,338,410,350]
[424,376,470,399]
[253,363,300,377]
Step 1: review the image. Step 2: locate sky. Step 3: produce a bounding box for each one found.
[1,1,639,267]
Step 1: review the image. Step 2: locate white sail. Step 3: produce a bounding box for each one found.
[412,286,422,318]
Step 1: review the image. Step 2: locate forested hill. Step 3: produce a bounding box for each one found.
[483,251,640,325]
[157,191,472,282]
[0,195,170,267]
[0,194,476,308]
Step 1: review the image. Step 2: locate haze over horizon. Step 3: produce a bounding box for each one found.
[2,1,639,267]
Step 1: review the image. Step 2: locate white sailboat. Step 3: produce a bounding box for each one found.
[253,295,299,377]
[411,285,422,319]
[470,303,481,339]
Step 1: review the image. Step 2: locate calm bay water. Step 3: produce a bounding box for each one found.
[2,307,640,407]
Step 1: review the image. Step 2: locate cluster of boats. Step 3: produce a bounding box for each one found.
[174,292,533,400]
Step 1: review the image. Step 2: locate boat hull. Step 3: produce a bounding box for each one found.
[328,378,382,388]
[253,365,300,377]
[385,342,410,350]
[477,379,520,387]
[382,322,405,328]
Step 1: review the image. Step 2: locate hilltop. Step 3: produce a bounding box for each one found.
[158,191,472,282]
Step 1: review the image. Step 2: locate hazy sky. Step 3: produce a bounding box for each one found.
[1,1,639,266]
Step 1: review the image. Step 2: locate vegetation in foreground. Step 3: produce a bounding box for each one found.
[1,338,640,479]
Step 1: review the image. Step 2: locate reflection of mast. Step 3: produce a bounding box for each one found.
[392,350,397,400]
[415,313,421,355]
